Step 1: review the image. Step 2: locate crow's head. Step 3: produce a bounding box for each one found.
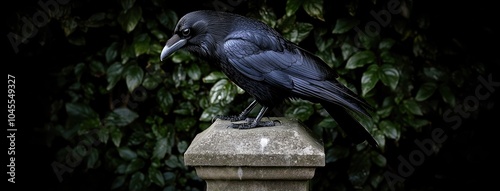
[160,10,233,61]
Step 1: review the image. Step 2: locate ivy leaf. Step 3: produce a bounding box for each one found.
[106,62,124,90]
[86,148,99,168]
[126,159,145,174]
[332,18,360,34]
[117,6,142,33]
[361,64,379,96]
[120,0,135,11]
[284,22,313,44]
[157,87,174,114]
[111,127,123,147]
[125,64,144,93]
[346,50,376,69]
[142,73,162,90]
[378,64,399,90]
[379,120,399,140]
[416,82,437,101]
[156,10,178,30]
[325,146,349,163]
[118,146,138,161]
[152,138,170,160]
[209,79,237,105]
[303,0,324,21]
[403,99,423,116]
[106,42,119,63]
[379,38,396,50]
[111,175,126,189]
[371,152,387,167]
[90,61,105,77]
[133,33,151,56]
[129,172,145,191]
[149,167,165,187]
[202,71,227,83]
[285,102,315,121]
[187,63,201,80]
[285,0,302,16]
[348,153,371,187]
[106,107,139,127]
[439,85,456,106]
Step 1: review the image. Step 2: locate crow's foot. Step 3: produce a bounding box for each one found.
[229,120,280,129]
[213,115,246,122]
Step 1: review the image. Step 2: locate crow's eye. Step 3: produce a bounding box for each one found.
[181,28,191,37]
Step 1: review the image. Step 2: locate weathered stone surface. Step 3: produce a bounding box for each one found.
[183,118,325,191]
[184,118,325,167]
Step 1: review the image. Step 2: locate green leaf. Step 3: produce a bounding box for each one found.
[149,167,165,187]
[157,87,174,114]
[163,172,176,183]
[118,146,137,161]
[142,73,162,90]
[106,107,139,127]
[285,0,303,16]
[283,22,314,44]
[111,175,126,189]
[423,67,446,81]
[325,146,349,163]
[348,153,371,187]
[303,0,324,21]
[332,18,360,34]
[125,64,144,92]
[126,159,145,174]
[285,102,314,121]
[187,63,201,80]
[111,127,123,147]
[74,62,85,82]
[129,172,145,191]
[209,79,237,105]
[133,33,151,56]
[439,85,456,106]
[105,42,119,63]
[165,155,182,168]
[378,64,399,90]
[117,6,142,33]
[203,71,226,83]
[65,102,99,120]
[120,0,135,10]
[152,138,170,160]
[416,82,437,101]
[361,64,379,96]
[346,50,376,69]
[379,120,399,140]
[379,38,396,50]
[86,148,99,168]
[403,99,423,116]
[372,152,387,167]
[156,10,178,30]
[106,62,124,91]
[177,141,188,153]
[90,60,104,77]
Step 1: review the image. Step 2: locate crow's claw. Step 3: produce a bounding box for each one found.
[213,115,246,122]
[229,120,277,129]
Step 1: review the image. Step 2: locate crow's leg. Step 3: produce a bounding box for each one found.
[214,100,258,122]
[231,106,278,129]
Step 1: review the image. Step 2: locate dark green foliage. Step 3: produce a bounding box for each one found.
[9,0,498,190]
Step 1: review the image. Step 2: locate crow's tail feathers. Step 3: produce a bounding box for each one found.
[321,102,378,148]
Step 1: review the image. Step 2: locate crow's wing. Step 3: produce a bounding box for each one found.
[223,31,371,116]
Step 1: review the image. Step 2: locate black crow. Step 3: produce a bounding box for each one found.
[160,10,378,147]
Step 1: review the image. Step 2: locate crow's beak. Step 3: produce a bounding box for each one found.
[160,34,186,61]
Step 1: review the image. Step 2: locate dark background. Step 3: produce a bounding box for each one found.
[3,0,499,190]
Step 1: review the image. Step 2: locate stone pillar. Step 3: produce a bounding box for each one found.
[184,118,325,191]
